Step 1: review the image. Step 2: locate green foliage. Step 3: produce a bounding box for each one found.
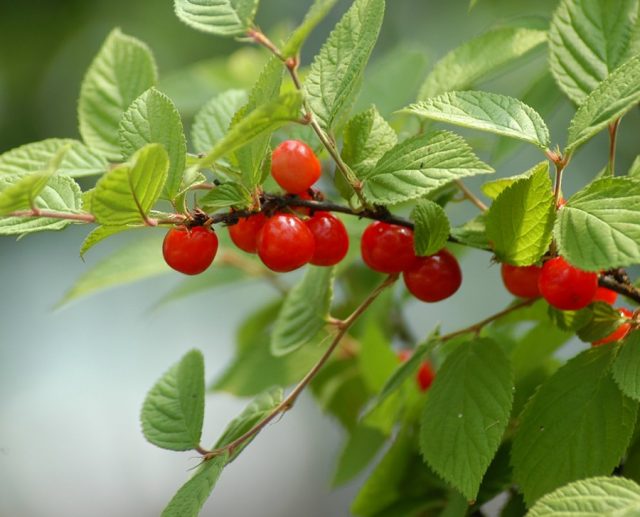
[198,182,252,211]
[613,331,640,400]
[406,91,550,149]
[305,0,385,132]
[141,349,205,450]
[526,476,640,516]
[173,0,259,36]
[191,89,248,154]
[78,29,157,161]
[282,0,339,58]
[575,302,627,342]
[511,345,638,506]
[412,200,450,257]
[332,424,386,487]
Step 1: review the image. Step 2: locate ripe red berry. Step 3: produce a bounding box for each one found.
[271,140,322,194]
[162,225,218,275]
[361,221,416,273]
[501,263,542,299]
[592,308,634,346]
[228,212,266,254]
[593,287,618,305]
[403,249,462,302]
[256,213,315,272]
[538,256,598,310]
[305,211,349,266]
[417,361,436,391]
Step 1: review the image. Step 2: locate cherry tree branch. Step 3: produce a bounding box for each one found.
[7,209,96,223]
[455,179,487,212]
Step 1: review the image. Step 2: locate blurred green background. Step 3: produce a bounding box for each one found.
[1,0,638,515]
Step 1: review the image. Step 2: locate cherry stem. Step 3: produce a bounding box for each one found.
[198,273,399,460]
[455,179,487,212]
[7,209,96,223]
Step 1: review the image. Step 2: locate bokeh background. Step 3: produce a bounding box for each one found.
[1,0,638,515]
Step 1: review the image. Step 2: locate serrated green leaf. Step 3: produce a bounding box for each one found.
[566,54,640,154]
[271,266,334,357]
[305,0,385,132]
[549,0,638,105]
[418,27,546,100]
[486,162,554,265]
[342,106,397,177]
[56,235,169,307]
[173,0,259,36]
[198,91,302,178]
[79,225,134,258]
[554,177,640,271]
[358,321,397,392]
[119,88,186,200]
[161,453,228,517]
[511,345,639,506]
[332,424,386,487]
[198,182,252,211]
[450,214,489,250]
[91,144,168,225]
[405,91,550,149]
[141,349,205,450]
[526,476,640,517]
[362,130,493,205]
[613,331,640,400]
[481,175,521,199]
[411,200,450,257]
[548,305,592,331]
[0,176,84,236]
[420,338,513,501]
[282,0,339,58]
[0,138,107,177]
[191,89,248,154]
[576,302,627,342]
[78,29,157,161]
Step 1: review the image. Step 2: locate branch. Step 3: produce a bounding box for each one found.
[6,209,96,223]
[600,274,640,304]
[455,179,487,212]
[200,273,399,460]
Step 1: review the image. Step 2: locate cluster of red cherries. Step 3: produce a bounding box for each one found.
[501,258,634,346]
[162,139,463,304]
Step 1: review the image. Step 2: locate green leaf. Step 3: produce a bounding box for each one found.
[141,349,205,451]
[613,331,640,400]
[554,177,640,271]
[576,302,627,342]
[90,143,168,225]
[358,320,397,392]
[282,0,339,58]
[511,345,638,506]
[417,26,546,100]
[548,0,638,105]
[0,139,107,177]
[481,174,521,200]
[161,453,228,517]
[332,424,386,487]
[628,155,640,177]
[191,89,248,154]
[486,162,554,265]
[198,91,302,176]
[198,182,252,211]
[405,91,550,149]
[342,106,397,177]
[526,476,640,517]
[411,200,450,256]
[173,0,259,36]
[566,55,640,153]
[271,266,335,356]
[78,29,157,161]
[450,214,489,250]
[56,235,169,307]
[548,305,592,331]
[79,225,135,258]
[362,130,494,205]
[420,338,513,501]
[305,0,385,132]
[119,88,186,200]
[0,176,84,236]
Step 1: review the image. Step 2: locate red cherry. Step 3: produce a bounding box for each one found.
[162,225,218,275]
[271,140,322,194]
[592,308,634,346]
[361,221,416,273]
[403,249,462,302]
[593,287,618,305]
[256,213,315,272]
[417,361,436,391]
[397,350,411,363]
[538,256,598,310]
[501,263,542,299]
[228,212,266,254]
[305,211,349,266]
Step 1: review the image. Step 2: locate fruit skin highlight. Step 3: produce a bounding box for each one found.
[403,249,462,303]
[271,140,322,194]
[538,256,598,310]
[256,213,315,272]
[162,226,219,275]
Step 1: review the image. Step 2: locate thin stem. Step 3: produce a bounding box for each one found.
[8,209,96,223]
[200,274,398,459]
[608,119,621,176]
[599,275,640,304]
[455,180,487,212]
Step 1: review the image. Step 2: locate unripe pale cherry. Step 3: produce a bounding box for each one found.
[162,225,219,275]
[361,221,416,273]
[403,249,462,303]
[256,213,315,272]
[501,263,542,299]
[305,211,349,266]
[271,140,322,194]
[538,256,598,310]
[592,308,634,346]
[227,213,267,254]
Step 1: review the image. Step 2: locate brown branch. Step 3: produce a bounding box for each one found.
[455,179,487,212]
[599,275,640,304]
[199,273,399,460]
